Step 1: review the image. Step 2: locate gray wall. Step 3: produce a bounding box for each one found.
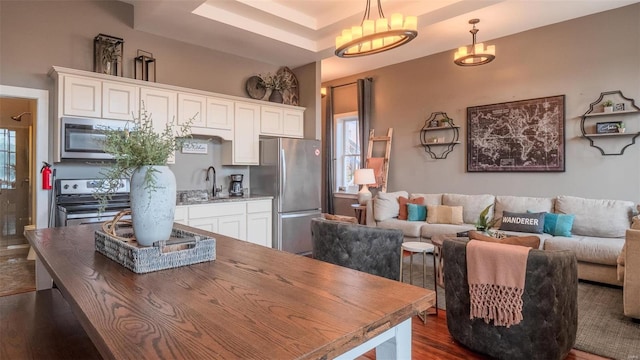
[293,62,322,140]
[0,0,317,193]
[323,4,640,204]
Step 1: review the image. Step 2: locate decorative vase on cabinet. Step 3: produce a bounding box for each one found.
[130,166,177,246]
[269,90,283,103]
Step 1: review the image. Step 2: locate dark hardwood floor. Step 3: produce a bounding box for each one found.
[359,311,606,360]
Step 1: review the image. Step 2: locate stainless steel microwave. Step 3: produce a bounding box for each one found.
[61,117,129,160]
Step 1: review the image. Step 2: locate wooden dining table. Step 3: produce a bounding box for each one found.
[25,224,435,359]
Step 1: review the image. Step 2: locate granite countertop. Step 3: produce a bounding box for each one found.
[176,190,272,206]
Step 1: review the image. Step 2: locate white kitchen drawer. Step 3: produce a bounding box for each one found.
[247,200,272,213]
[188,202,246,219]
[174,206,188,222]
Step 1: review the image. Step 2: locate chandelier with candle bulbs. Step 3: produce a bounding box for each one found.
[454,19,495,66]
[335,0,418,58]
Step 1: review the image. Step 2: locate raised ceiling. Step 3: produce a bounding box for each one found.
[122,0,638,82]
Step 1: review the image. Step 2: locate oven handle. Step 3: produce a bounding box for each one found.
[66,215,131,226]
[65,211,124,219]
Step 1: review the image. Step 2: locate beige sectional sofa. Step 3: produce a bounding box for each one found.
[365,191,637,287]
[620,226,640,318]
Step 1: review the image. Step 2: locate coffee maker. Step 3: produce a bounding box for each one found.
[229,174,244,197]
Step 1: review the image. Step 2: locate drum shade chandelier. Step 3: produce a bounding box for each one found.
[335,0,417,58]
[454,19,495,66]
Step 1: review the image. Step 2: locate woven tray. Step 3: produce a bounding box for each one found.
[95,226,216,274]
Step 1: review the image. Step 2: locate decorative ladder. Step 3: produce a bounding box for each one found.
[365,128,393,193]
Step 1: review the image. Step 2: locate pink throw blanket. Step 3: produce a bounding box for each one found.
[467,240,531,328]
[365,158,385,188]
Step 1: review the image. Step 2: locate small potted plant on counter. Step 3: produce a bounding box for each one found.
[603,100,614,113]
[617,122,626,133]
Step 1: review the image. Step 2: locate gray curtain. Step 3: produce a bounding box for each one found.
[357,78,373,167]
[324,86,335,214]
[324,78,373,215]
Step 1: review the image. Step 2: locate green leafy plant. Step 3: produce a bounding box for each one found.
[603,100,614,107]
[94,104,192,209]
[616,122,625,129]
[259,71,294,91]
[475,204,499,231]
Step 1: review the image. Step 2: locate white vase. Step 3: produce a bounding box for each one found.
[130,165,176,246]
[604,106,613,113]
[102,61,112,75]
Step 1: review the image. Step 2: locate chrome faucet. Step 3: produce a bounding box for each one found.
[205,166,221,198]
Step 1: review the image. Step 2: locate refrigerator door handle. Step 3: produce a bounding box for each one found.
[280,148,286,194]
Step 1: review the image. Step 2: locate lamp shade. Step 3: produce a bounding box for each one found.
[354,168,376,185]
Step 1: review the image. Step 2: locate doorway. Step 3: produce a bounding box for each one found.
[1,106,33,241]
[0,96,37,296]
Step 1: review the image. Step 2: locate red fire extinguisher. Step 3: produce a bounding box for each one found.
[40,161,52,190]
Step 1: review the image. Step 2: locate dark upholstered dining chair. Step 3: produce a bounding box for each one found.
[443,238,578,360]
[310,218,403,281]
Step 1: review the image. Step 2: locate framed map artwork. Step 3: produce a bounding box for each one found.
[467,95,565,172]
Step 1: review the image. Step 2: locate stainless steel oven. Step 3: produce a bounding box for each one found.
[61,117,129,160]
[55,179,130,227]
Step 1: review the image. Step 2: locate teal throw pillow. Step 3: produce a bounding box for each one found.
[543,212,575,237]
[407,203,427,221]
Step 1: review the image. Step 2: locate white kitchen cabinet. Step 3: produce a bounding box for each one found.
[102,81,138,120]
[186,96,235,140]
[222,102,260,165]
[282,109,304,138]
[174,205,188,225]
[178,92,206,127]
[246,200,272,247]
[188,217,219,233]
[207,97,234,131]
[50,66,305,163]
[175,199,272,247]
[187,202,247,240]
[140,87,178,163]
[218,215,246,240]
[260,105,284,135]
[63,75,102,117]
[140,87,177,132]
[259,106,303,138]
[197,96,235,140]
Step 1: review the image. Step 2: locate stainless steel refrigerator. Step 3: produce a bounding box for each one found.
[250,138,322,254]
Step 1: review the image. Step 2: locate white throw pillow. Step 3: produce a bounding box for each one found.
[555,195,634,238]
[443,193,495,224]
[410,193,443,206]
[373,191,409,222]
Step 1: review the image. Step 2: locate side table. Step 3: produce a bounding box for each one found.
[399,241,437,320]
[350,203,367,225]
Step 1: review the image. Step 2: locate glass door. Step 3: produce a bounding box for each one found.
[0,126,30,244]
